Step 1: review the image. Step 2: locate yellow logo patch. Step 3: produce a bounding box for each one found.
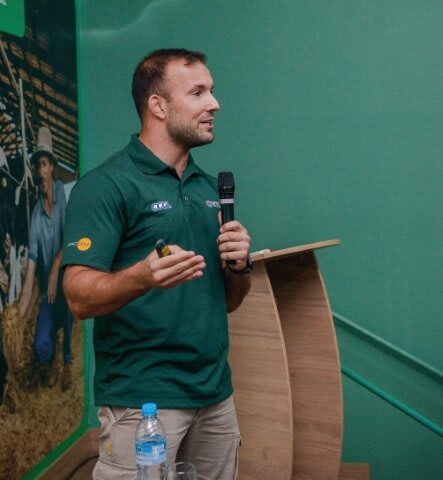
[77,237,92,251]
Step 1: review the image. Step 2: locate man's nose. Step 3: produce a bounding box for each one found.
[208,94,220,112]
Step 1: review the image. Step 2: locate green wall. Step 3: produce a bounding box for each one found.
[75,1,443,479]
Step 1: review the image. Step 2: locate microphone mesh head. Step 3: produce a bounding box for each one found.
[217,171,235,198]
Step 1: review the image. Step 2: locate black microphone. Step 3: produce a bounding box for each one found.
[217,171,235,265]
[217,171,235,224]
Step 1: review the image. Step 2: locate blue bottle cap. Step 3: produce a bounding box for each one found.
[142,403,157,417]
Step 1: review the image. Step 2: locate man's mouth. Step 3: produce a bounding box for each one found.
[200,118,214,127]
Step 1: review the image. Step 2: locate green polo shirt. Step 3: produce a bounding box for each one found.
[62,134,232,408]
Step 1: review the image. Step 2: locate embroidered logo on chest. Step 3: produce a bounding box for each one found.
[206,200,220,208]
[151,200,172,212]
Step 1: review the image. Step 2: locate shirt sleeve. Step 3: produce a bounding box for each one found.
[61,170,126,272]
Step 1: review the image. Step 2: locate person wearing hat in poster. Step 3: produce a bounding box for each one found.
[18,126,73,391]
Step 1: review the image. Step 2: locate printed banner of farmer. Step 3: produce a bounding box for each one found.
[0,4,83,475]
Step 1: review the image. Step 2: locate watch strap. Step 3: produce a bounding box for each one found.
[228,254,253,275]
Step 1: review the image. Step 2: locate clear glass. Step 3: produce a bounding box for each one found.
[162,462,197,480]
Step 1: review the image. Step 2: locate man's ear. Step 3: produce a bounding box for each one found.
[148,94,167,120]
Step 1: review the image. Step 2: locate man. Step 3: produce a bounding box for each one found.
[18,127,73,391]
[62,49,252,480]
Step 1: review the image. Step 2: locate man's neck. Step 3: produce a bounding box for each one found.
[139,128,189,178]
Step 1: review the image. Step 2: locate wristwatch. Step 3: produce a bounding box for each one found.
[228,254,253,275]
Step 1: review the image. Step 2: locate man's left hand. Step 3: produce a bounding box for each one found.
[217,219,251,271]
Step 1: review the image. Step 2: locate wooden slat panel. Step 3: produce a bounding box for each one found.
[267,252,343,480]
[229,262,293,480]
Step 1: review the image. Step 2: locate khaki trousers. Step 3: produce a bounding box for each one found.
[93,395,241,480]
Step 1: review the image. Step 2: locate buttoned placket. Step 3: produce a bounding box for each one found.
[182,180,191,207]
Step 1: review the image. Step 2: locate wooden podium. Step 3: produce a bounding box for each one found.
[228,239,342,480]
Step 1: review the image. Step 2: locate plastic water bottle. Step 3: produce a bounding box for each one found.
[135,402,167,480]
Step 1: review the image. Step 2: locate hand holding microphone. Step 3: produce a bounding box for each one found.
[217,172,252,274]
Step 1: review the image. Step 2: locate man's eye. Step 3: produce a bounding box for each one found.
[193,91,202,96]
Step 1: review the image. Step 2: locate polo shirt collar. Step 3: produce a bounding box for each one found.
[182,155,205,182]
[127,134,204,180]
[127,134,169,174]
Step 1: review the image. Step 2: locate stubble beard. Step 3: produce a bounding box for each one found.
[166,112,214,150]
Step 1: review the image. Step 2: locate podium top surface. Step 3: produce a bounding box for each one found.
[250,239,340,263]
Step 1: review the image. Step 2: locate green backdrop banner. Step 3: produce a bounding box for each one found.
[0,0,25,37]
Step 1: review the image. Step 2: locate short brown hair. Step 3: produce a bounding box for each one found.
[131,48,207,119]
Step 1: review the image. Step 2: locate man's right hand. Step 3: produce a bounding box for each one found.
[142,245,206,289]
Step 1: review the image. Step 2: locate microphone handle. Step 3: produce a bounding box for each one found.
[220,199,235,265]
[220,201,234,224]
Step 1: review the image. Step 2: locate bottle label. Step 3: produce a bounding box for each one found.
[135,438,167,465]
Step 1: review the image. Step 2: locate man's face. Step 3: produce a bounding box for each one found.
[162,60,220,149]
[37,155,54,194]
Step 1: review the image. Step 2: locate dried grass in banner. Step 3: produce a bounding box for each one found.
[0,281,84,479]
